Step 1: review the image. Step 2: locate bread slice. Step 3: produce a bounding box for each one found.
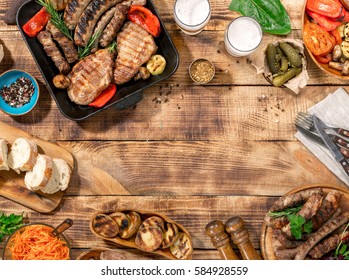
[41,158,72,194]
[0,138,9,171]
[24,154,53,191]
[8,138,38,174]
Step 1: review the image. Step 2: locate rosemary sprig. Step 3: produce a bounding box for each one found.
[78,31,101,59]
[268,205,302,218]
[36,0,73,41]
[107,41,117,53]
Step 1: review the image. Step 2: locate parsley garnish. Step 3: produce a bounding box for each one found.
[288,214,313,240]
[0,211,24,242]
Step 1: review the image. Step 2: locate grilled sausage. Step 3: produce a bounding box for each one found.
[64,0,93,30]
[308,234,341,259]
[269,188,324,212]
[46,21,78,64]
[37,30,71,74]
[311,191,342,231]
[294,211,349,260]
[122,0,146,5]
[74,0,122,47]
[90,5,118,53]
[281,193,324,238]
[99,3,130,48]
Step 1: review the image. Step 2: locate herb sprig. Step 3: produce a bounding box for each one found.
[78,31,101,59]
[288,214,313,240]
[0,211,24,242]
[37,0,73,41]
[268,205,302,218]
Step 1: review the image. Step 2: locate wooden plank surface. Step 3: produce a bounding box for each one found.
[1,0,348,260]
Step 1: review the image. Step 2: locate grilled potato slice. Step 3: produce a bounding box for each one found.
[160,222,179,249]
[170,232,193,259]
[135,226,163,252]
[140,216,165,231]
[120,211,142,239]
[109,212,130,233]
[92,214,119,238]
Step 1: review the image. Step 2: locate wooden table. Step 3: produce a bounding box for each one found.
[0,0,347,260]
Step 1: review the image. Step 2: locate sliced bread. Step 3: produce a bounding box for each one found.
[0,138,9,171]
[8,138,38,174]
[24,154,53,191]
[41,158,72,194]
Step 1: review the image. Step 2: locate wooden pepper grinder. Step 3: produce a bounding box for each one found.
[225,216,262,260]
[205,220,240,260]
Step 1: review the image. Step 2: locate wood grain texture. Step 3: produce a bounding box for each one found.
[59,140,343,197]
[0,84,346,141]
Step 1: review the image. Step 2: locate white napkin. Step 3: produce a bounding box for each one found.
[295,87,349,186]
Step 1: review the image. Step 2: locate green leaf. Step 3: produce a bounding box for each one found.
[303,220,313,234]
[228,0,291,35]
[339,244,347,255]
[288,214,305,240]
[0,212,24,242]
[268,205,302,218]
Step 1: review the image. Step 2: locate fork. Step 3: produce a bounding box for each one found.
[295,112,349,150]
[296,112,349,138]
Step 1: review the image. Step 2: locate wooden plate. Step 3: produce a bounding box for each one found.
[302,1,349,80]
[0,121,74,213]
[76,248,156,260]
[260,184,349,260]
[89,209,193,260]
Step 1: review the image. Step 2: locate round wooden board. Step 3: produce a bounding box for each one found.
[260,184,349,260]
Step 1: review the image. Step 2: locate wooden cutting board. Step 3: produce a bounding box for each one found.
[260,184,349,260]
[0,121,74,213]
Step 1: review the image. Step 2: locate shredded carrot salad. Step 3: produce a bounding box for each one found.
[9,224,70,260]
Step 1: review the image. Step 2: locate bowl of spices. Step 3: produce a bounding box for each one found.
[189,58,215,84]
[0,69,39,116]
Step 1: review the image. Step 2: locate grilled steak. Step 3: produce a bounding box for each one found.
[99,3,130,48]
[64,0,93,30]
[113,21,157,85]
[46,21,78,64]
[67,48,115,105]
[74,0,122,47]
[37,30,71,74]
[90,5,119,53]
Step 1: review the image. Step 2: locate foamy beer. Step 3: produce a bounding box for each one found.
[224,16,263,57]
[174,0,211,35]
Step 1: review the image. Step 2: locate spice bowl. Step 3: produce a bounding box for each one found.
[189,58,215,84]
[0,69,39,116]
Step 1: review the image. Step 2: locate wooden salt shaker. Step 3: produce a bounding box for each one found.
[205,220,240,260]
[225,216,262,260]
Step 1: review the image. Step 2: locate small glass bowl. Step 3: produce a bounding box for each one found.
[2,223,71,260]
[189,58,215,84]
[0,69,39,116]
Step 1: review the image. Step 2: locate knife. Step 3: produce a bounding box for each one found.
[296,125,349,158]
[313,115,349,177]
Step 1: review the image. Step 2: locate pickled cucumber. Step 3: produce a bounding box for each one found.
[266,43,279,74]
[272,67,302,87]
[279,42,302,68]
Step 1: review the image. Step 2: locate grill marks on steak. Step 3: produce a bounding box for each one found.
[74,0,122,46]
[114,22,157,85]
[67,48,115,105]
